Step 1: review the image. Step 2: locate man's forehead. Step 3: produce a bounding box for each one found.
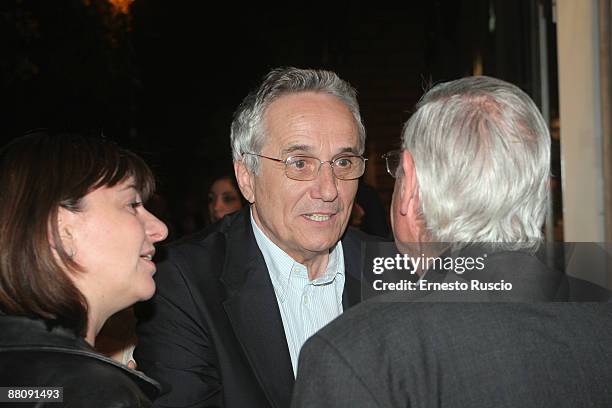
[279,143,359,156]
[261,92,360,154]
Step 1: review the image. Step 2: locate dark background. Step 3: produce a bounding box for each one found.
[1,0,559,240]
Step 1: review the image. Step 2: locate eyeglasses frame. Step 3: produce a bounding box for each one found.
[382,149,403,178]
[242,151,368,181]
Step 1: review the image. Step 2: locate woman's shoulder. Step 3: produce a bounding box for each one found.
[2,346,158,407]
[0,315,159,406]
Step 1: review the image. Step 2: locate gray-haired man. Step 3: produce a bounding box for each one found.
[136,67,376,408]
[292,76,612,408]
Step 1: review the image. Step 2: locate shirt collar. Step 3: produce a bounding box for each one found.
[250,207,344,302]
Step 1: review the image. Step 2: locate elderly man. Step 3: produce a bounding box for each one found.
[135,67,374,408]
[292,76,612,408]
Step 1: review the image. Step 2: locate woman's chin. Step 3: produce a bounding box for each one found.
[135,280,157,303]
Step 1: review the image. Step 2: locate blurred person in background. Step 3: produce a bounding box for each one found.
[207,173,245,223]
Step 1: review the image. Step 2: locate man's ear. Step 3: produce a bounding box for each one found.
[234,160,255,204]
[399,150,418,216]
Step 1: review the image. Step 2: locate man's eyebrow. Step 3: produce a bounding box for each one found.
[336,147,360,155]
[280,145,360,156]
[280,144,313,156]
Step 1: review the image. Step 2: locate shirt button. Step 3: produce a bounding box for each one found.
[303,295,309,305]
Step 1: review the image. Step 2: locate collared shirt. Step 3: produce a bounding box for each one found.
[251,209,345,376]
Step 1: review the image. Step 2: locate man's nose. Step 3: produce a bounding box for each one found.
[313,163,339,202]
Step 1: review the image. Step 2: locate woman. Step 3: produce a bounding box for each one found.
[0,131,168,407]
[207,174,244,223]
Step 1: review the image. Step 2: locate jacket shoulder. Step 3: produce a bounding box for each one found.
[0,349,154,407]
[154,214,237,279]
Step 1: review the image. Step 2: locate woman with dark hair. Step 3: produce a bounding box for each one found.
[207,173,245,223]
[0,131,168,407]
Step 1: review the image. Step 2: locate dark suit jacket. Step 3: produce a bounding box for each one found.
[135,207,369,408]
[292,251,612,408]
[292,302,612,408]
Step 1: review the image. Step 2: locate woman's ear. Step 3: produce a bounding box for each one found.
[52,207,77,258]
[234,160,255,204]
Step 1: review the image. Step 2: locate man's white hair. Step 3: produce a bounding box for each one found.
[401,76,550,250]
[230,67,365,173]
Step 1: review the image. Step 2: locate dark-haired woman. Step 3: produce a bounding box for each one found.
[207,174,244,223]
[0,132,168,407]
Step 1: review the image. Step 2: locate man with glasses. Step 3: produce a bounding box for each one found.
[136,67,376,408]
[291,76,612,407]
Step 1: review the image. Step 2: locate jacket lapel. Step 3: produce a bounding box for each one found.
[220,208,294,408]
[342,229,364,309]
[219,213,367,408]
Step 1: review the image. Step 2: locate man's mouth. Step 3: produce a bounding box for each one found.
[303,213,334,222]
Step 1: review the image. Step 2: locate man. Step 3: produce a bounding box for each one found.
[292,76,612,407]
[135,67,374,408]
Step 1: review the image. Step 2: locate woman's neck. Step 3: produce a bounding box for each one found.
[84,305,110,347]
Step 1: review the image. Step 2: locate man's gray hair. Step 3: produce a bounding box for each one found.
[230,67,366,172]
[402,76,550,250]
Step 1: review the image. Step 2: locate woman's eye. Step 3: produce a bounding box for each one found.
[129,201,143,211]
[222,194,237,204]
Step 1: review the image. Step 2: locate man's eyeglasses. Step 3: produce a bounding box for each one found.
[382,150,402,178]
[242,152,367,181]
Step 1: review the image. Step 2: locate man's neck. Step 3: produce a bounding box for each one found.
[399,241,448,277]
[302,252,330,281]
[250,207,332,281]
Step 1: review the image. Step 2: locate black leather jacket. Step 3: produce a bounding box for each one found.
[0,315,160,407]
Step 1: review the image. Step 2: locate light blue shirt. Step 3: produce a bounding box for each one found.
[250,209,345,376]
